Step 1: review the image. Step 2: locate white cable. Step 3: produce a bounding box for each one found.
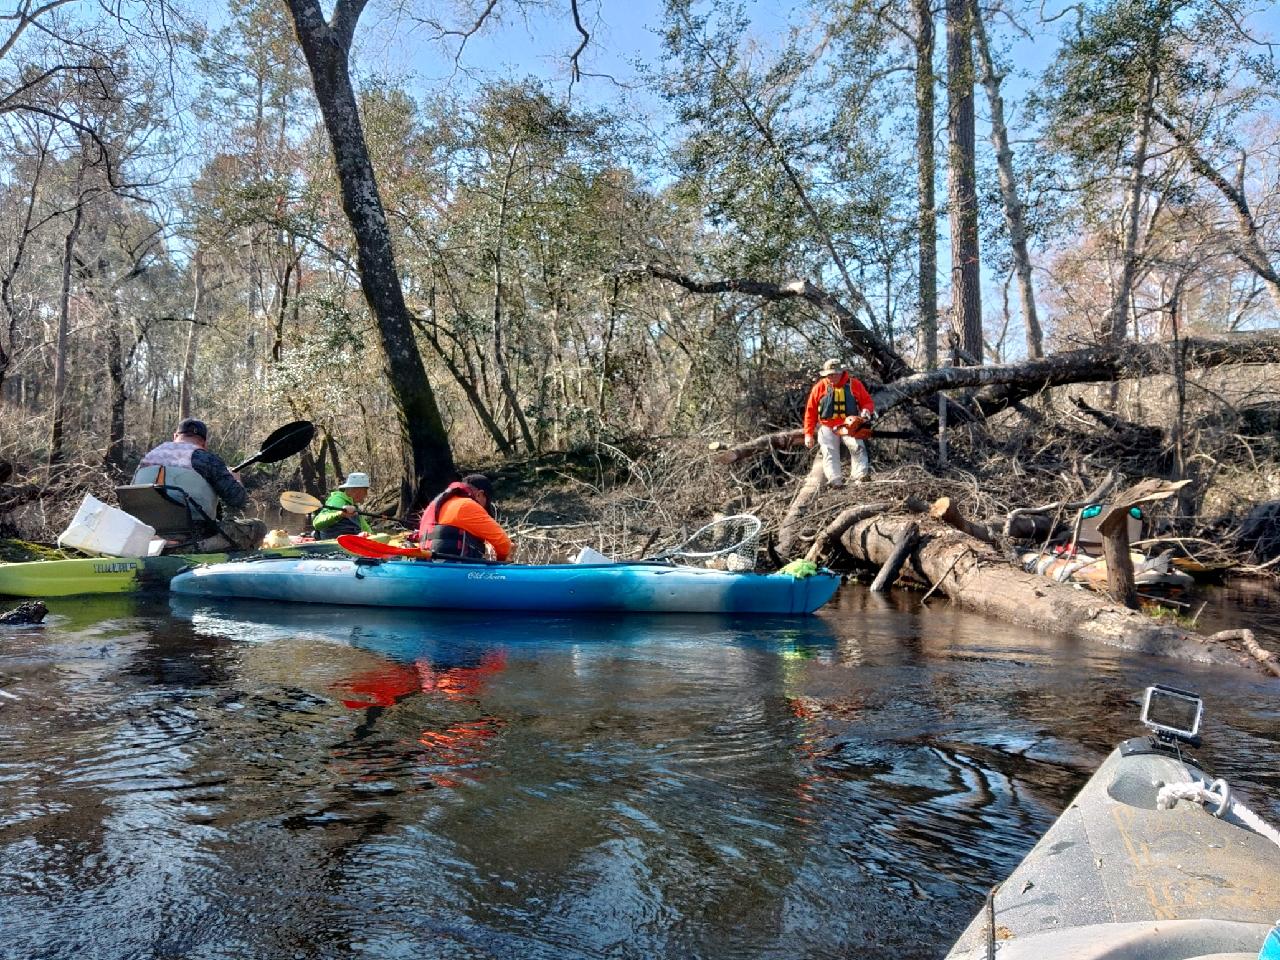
[1156,777,1280,849]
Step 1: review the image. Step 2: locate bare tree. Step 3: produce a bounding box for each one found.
[970,0,1041,357]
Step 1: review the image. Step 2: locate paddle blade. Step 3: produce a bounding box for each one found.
[231,420,315,471]
[337,534,430,559]
[280,490,322,514]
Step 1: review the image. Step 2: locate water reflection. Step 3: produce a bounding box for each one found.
[0,588,1275,959]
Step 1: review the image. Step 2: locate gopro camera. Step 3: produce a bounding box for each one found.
[1140,684,1202,743]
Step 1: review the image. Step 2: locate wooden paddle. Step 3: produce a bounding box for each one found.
[337,534,430,559]
[231,421,316,472]
[279,491,413,527]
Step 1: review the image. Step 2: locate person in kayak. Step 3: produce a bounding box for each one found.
[312,472,374,538]
[133,418,266,551]
[802,357,875,486]
[417,473,512,561]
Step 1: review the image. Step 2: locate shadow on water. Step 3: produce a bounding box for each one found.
[1,585,1277,959]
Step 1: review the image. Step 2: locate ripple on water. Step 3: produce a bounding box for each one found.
[1,590,1278,959]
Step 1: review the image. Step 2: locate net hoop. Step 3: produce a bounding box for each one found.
[662,514,763,560]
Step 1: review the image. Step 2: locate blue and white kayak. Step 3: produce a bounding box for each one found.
[169,557,842,615]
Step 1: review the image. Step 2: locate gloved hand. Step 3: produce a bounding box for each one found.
[342,504,357,516]
[859,409,874,420]
[804,434,814,448]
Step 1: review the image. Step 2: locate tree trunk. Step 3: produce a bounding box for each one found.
[1099,507,1138,609]
[717,332,1280,467]
[638,266,913,383]
[1104,67,1156,344]
[946,0,981,360]
[914,0,938,370]
[491,145,536,453]
[876,330,1280,418]
[840,514,1271,672]
[284,0,456,513]
[179,250,203,422]
[778,457,827,559]
[970,0,1041,358]
[870,521,919,591]
[48,199,84,468]
[105,322,127,467]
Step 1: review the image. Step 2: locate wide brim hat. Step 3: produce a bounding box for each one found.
[819,358,844,375]
[339,471,371,489]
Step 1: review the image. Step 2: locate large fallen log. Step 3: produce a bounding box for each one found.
[717,332,1280,467]
[877,330,1280,418]
[840,514,1277,673]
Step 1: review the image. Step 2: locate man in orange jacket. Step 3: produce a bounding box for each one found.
[803,357,875,486]
[417,473,512,561]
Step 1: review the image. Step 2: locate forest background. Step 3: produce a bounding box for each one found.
[2,0,1279,549]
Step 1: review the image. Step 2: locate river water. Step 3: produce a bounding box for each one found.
[2,584,1278,960]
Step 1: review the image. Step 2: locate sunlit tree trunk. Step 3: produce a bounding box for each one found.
[914,0,938,369]
[491,144,537,452]
[970,0,1041,358]
[946,0,982,360]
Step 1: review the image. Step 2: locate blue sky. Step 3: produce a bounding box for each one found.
[369,0,1280,108]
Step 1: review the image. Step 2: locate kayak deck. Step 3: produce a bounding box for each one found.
[170,557,842,615]
[0,541,341,598]
[946,743,1280,959]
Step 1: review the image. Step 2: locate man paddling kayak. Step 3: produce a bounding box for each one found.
[312,472,374,538]
[416,473,511,561]
[133,418,266,551]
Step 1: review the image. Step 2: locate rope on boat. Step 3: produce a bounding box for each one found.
[1156,778,1280,849]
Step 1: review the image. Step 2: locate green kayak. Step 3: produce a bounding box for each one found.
[0,541,340,598]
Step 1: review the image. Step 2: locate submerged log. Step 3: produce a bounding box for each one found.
[870,522,918,592]
[839,514,1276,673]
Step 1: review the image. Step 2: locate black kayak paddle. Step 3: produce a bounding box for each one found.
[230,420,315,471]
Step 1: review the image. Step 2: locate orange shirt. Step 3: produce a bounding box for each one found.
[803,373,874,438]
[436,495,512,561]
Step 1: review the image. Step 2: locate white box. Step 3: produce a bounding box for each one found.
[58,494,157,558]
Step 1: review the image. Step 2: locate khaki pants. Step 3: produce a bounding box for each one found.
[196,518,268,553]
[817,425,870,485]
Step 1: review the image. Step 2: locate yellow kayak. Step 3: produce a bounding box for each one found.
[0,541,340,598]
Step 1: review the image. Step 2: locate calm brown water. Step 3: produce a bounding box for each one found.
[1,584,1278,959]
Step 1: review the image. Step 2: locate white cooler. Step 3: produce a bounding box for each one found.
[58,494,157,557]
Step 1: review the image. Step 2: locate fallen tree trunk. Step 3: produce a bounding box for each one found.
[805,501,894,564]
[709,426,919,464]
[840,514,1277,673]
[716,332,1280,468]
[877,330,1280,418]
